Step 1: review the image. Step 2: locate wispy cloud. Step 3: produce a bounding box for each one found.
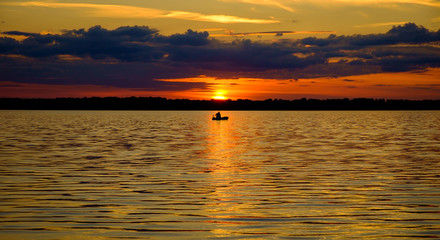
[210,30,334,36]
[332,0,440,7]
[220,0,296,12]
[1,1,279,24]
[221,0,440,9]
[164,11,278,24]
[354,21,409,28]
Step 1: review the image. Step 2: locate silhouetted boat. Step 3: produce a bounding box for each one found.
[212,116,229,120]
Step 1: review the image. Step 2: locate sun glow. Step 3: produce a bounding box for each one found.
[158,69,440,100]
[212,90,228,100]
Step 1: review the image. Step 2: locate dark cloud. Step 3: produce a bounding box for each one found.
[372,46,440,72]
[298,23,440,73]
[3,25,169,61]
[0,55,209,91]
[3,31,40,37]
[167,30,210,46]
[0,37,19,52]
[166,39,325,73]
[1,23,439,91]
[301,23,440,47]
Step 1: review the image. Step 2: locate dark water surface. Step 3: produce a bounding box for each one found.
[0,111,439,239]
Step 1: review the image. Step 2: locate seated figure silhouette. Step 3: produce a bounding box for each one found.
[213,112,228,120]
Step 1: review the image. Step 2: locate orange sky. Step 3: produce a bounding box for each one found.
[145,68,440,100]
[1,68,438,99]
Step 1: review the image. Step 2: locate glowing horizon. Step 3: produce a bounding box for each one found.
[1,68,439,100]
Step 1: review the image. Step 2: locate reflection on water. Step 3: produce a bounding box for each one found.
[0,111,439,239]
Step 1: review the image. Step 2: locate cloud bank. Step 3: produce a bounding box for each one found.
[1,23,439,92]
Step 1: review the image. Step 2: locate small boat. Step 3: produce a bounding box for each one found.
[212,116,229,120]
[212,112,228,120]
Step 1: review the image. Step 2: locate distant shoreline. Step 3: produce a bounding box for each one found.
[1,97,439,110]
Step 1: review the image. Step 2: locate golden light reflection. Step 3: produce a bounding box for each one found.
[199,114,259,237]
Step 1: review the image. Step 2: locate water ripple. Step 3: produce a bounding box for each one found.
[0,110,439,239]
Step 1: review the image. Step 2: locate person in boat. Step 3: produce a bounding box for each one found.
[215,112,221,119]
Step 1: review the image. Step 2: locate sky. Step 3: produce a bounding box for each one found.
[0,0,439,100]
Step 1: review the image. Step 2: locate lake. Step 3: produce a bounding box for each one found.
[0,110,439,239]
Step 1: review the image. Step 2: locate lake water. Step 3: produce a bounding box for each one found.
[0,110,439,239]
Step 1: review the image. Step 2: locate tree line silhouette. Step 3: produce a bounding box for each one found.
[1,97,439,110]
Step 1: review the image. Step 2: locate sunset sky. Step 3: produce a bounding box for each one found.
[0,0,439,99]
